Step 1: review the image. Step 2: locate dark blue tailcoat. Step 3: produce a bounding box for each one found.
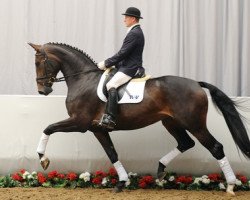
[105,25,145,77]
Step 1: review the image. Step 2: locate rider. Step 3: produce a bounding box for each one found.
[97,7,145,130]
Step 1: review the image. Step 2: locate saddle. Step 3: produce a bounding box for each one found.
[97,68,151,104]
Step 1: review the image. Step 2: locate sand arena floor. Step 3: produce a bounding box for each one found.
[0,188,250,200]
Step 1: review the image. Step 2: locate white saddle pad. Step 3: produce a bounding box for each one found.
[97,70,151,104]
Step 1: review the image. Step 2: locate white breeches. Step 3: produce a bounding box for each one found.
[106,72,132,91]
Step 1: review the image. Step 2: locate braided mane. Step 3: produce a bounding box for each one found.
[47,42,97,65]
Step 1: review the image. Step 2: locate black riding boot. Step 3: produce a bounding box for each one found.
[99,87,118,130]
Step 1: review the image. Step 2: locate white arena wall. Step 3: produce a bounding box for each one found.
[0,95,250,176]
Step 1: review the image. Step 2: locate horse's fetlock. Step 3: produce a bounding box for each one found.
[43,125,54,135]
[177,139,195,152]
[210,142,225,160]
[38,153,44,159]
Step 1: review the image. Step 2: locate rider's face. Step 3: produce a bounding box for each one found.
[124,16,137,27]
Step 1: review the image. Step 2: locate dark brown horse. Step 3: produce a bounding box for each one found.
[29,43,250,194]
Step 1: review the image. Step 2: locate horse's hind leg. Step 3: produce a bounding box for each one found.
[158,118,195,179]
[190,127,236,195]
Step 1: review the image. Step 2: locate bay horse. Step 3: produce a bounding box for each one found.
[29,43,250,194]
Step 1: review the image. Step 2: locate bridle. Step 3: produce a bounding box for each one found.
[35,51,57,87]
[35,50,99,87]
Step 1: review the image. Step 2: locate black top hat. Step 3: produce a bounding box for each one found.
[122,7,143,19]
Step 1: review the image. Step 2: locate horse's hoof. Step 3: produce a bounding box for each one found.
[157,162,167,181]
[226,184,235,196]
[113,181,125,193]
[40,157,50,170]
[113,186,123,193]
[157,172,168,182]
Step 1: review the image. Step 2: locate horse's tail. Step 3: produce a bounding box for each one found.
[198,81,250,159]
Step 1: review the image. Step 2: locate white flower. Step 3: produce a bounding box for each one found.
[194,177,202,184]
[219,183,226,190]
[248,180,250,188]
[201,175,208,179]
[31,171,37,176]
[102,177,108,186]
[168,176,175,182]
[79,173,84,179]
[79,172,91,182]
[22,171,30,179]
[125,179,131,187]
[128,172,137,178]
[155,179,167,187]
[202,178,210,185]
[84,177,91,182]
[236,179,242,186]
[27,174,34,180]
[201,175,210,185]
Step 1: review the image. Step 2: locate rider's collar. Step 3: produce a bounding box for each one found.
[127,23,140,34]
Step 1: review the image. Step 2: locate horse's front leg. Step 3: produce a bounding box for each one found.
[93,131,128,192]
[37,117,82,170]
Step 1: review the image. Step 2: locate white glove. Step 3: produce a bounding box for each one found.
[97,61,106,70]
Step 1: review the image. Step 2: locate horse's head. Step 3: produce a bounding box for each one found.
[29,43,61,95]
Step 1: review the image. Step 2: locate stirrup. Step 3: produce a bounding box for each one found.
[98,114,116,131]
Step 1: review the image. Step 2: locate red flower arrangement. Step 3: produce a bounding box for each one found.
[95,170,107,178]
[111,178,117,185]
[1,168,249,191]
[48,170,58,179]
[109,168,118,177]
[139,175,154,189]
[57,173,65,179]
[11,173,23,182]
[67,172,77,181]
[92,177,102,185]
[92,170,106,186]
[237,174,248,184]
[175,175,193,184]
[11,169,27,182]
[37,172,47,184]
[208,173,222,182]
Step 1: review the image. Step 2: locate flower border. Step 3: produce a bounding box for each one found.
[0,168,249,191]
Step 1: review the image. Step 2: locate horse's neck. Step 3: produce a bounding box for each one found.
[60,61,102,97]
[62,63,99,82]
[50,45,102,96]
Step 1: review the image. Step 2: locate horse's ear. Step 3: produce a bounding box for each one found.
[28,43,41,52]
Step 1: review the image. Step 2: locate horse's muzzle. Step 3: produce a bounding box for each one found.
[38,86,53,96]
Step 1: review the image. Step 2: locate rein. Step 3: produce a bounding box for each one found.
[37,67,99,83]
[53,69,100,82]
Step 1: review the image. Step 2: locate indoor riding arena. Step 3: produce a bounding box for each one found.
[0,0,250,200]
